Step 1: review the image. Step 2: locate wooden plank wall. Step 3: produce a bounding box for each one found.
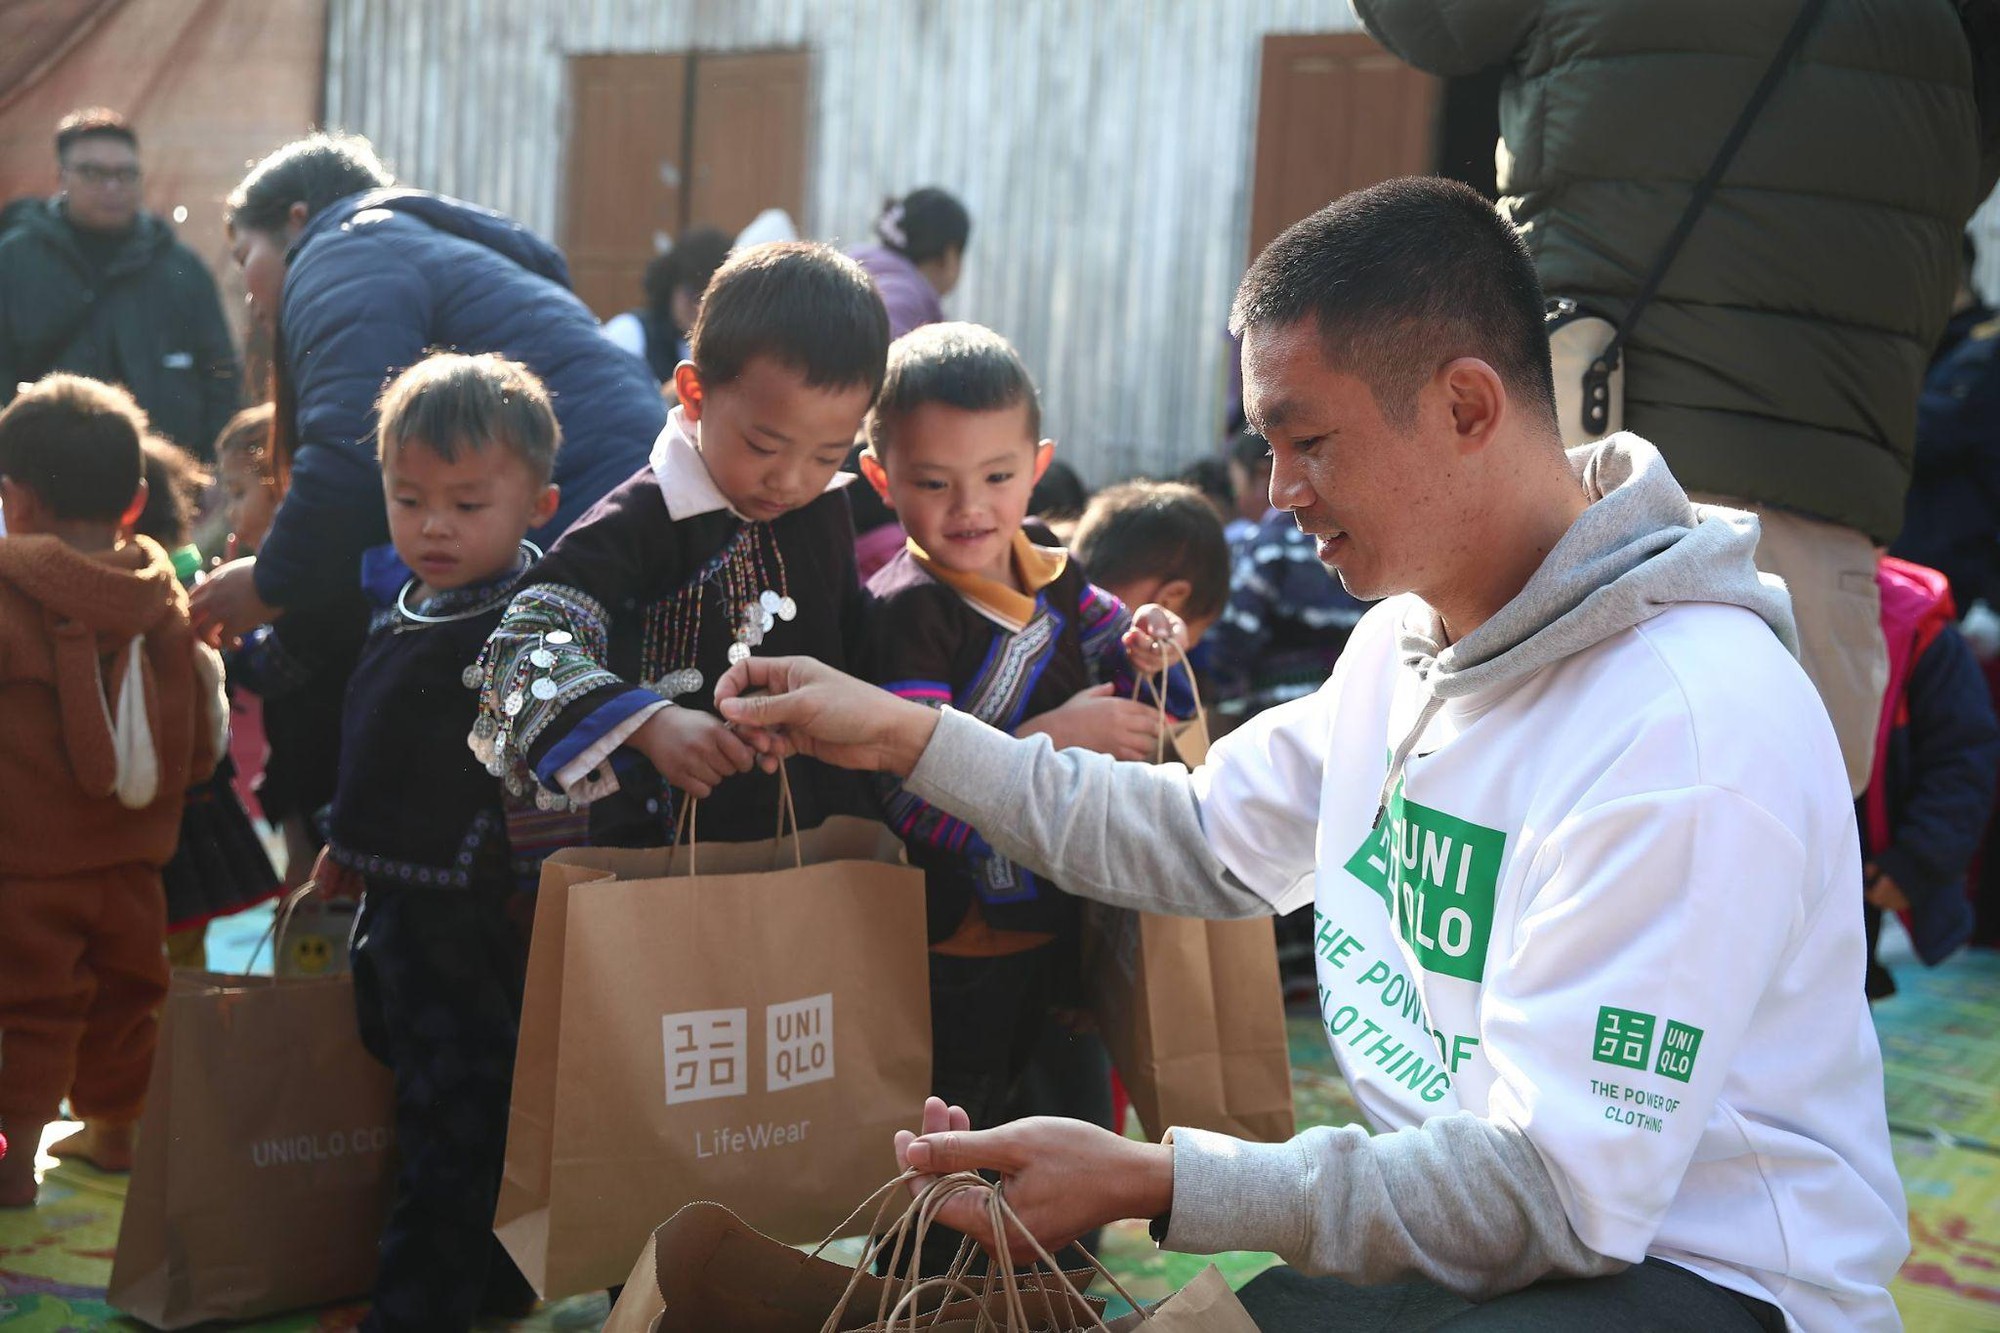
[323,0,1361,484]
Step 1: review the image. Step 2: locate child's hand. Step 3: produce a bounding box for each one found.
[308,846,364,901]
[630,705,757,798]
[1864,861,1912,914]
[1017,683,1161,761]
[1122,604,1188,677]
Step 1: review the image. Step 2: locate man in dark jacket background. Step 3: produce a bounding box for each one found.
[0,108,239,454]
[1357,0,1992,799]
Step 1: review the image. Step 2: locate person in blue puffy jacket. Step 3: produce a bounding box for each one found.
[185,135,663,887]
[190,131,663,647]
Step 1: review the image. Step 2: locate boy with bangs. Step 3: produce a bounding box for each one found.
[476,242,890,844]
[857,322,1193,1158]
[312,351,562,1332]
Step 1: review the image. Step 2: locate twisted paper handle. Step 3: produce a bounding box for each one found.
[816,1170,1154,1332]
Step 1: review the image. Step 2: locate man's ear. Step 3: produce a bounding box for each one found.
[531,482,561,529]
[1440,358,1506,452]
[858,447,893,506]
[673,362,704,423]
[118,477,150,535]
[1031,439,1056,483]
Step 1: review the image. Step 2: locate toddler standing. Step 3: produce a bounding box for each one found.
[311,352,565,1331]
[0,375,221,1204]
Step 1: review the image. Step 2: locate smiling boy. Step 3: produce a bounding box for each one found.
[857,324,1192,1241]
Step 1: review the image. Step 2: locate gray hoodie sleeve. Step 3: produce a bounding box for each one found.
[903,708,1625,1294]
[904,707,1274,919]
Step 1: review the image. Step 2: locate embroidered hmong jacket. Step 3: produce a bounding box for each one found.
[477,441,878,847]
[326,554,553,891]
[867,534,1194,945]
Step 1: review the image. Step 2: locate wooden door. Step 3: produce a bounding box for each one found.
[1248,33,1438,260]
[563,53,688,319]
[685,50,810,238]
[562,49,810,319]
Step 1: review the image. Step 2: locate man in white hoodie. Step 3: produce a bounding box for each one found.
[716,178,1907,1330]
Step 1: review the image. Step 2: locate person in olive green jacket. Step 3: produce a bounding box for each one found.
[0,109,240,457]
[1356,0,1992,798]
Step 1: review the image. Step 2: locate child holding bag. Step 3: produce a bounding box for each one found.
[856,323,1192,1155]
[312,352,568,1330]
[474,241,893,845]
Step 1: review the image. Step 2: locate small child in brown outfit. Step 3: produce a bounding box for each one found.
[0,375,222,1206]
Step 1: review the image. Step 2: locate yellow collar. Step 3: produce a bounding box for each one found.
[907,530,1067,633]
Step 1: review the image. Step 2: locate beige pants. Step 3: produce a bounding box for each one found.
[1694,494,1887,797]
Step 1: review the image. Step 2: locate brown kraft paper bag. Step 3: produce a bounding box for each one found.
[107,965,397,1328]
[607,1171,1255,1331]
[1085,667,1296,1143]
[496,812,932,1299]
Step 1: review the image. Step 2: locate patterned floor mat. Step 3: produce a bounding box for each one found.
[3,914,1996,1329]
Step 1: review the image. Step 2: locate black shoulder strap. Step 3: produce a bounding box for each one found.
[1594,0,1830,378]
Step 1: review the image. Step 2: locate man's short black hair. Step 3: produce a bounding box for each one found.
[56,108,137,160]
[1230,176,1557,431]
[690,241,891,400]
[0,374,147,521]
[866,321,1040,456]
[1072,481,1232,622]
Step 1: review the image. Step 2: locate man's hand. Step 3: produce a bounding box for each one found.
[1016,683,1161,761]
[307,846,364,901]
[1123,603,1188,677]
[189,556,279,646]
[715,657,940,776]
[628,706,757,799]
[1864,861,1912,914]
[891,1097,1174,1255]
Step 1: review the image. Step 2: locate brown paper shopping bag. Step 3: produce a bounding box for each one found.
[496,805,932,1299]
[605,1171,1125,1332]
[1087,660,1295,1143]
[108,892,397,1327]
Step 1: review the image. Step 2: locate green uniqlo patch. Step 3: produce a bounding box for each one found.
[1342,783,1507,983]
[1655,1020,1704,1083]
[1593,1006,1656,1071]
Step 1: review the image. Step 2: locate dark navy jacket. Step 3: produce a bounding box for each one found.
[251,189,664,613]
[1866,621,2000,965]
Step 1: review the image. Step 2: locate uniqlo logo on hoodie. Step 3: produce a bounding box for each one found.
[1342,785,1506,983]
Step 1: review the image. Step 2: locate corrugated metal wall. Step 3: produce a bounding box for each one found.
[322,0,1359,485]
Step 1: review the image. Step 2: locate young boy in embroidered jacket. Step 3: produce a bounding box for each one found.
[0,375,222,1206]
[476,243,890,845]
[716,181,1909,1331]
[311,352,564,1331]
[857,324,1194,1151]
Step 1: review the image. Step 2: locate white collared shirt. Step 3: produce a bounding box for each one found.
[647,406,853,522]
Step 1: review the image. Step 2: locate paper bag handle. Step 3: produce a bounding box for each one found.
[669,758,804,877]
[1130,637,1207,765]
[817,1170,1153,1332]
[244,879,342,981]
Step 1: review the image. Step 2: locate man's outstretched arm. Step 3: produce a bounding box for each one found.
[716,654,1275,919]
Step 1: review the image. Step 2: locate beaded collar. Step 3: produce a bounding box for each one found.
[394,542,539,626]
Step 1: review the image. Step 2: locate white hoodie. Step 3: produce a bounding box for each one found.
[905,437,1907,1331]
